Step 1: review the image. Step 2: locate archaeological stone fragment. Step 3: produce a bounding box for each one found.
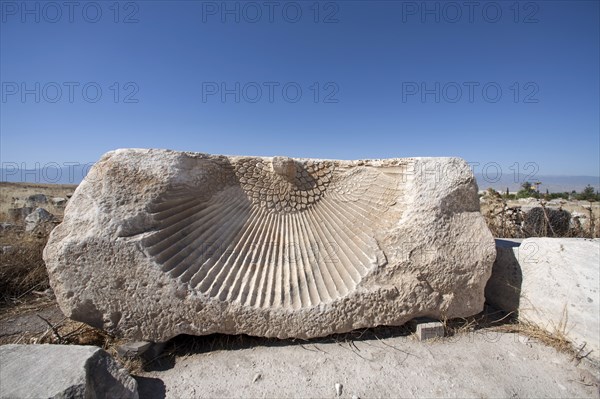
[43,149,495,342]
[0,344,138,399]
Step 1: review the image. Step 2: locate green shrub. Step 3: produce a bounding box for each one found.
[577,185,599,202]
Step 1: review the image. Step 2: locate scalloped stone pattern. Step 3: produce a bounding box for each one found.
[143,157,399,309]
[44,149,496,342]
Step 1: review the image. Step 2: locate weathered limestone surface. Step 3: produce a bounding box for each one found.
[486,237,600,363]
[0,344,138,399]
[44,149,495,342]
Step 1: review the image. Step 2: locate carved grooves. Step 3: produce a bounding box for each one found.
[142,159,401,309]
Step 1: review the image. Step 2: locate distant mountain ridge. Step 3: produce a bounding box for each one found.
[474,173,600,193]
[1,165,598,193]
[1,164,92,185]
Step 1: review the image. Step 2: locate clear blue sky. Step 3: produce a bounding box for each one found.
[1,0,599,177]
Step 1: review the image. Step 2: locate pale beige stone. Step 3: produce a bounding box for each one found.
[487,237,600,363]
[43,149,495,342]
[0,344,138,399]
[416,321,445,341]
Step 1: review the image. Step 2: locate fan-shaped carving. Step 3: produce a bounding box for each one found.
[142,157,402,309]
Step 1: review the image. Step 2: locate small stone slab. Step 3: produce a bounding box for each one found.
[117,341,152,358]
[0,344,138,399]
[117,341,166,361]
[416,321,445,341]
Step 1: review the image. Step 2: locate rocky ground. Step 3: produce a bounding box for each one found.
[1,296,598,398]
[1,182,599,398]
[137,331,599,399]
[480,193,600,238]
[2,298,599,398]
[0,182,76,223]
[0,298,62,345]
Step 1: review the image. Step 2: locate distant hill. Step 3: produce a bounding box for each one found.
[475,173,600,193]
[2,165,598,194]
[1,164,92,185]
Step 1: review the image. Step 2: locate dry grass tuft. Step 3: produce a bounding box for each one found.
[31,316,113,346]
[23,315,146,373]
[440,306,515,336]
[493,321,576,356]
[442,306,592,364]
[0,230,50,306]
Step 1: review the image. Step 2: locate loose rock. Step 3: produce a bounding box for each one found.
[51,197,68,207]
[24,207,55,232]
[0,344,138,399]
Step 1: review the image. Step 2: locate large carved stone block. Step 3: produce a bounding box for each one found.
[44,149,495,342]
